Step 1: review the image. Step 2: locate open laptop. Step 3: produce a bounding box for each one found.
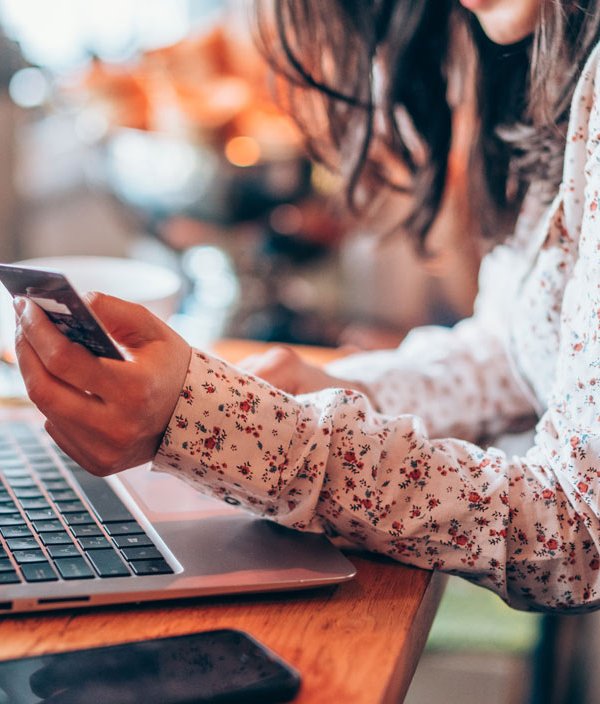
[0,407,356,613]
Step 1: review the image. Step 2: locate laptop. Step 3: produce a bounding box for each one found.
[0,407,356,613]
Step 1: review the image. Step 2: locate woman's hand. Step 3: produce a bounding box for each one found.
[238,345,374,402]
[14,293,191,477]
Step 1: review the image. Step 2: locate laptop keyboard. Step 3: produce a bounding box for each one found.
[0,422,174,584]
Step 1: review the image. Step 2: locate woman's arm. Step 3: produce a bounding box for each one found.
[14,37,600,617]
[152,51,600,611]
[237,314,537,443]
[12,236,598,612]
[13,293,192,475]
[152,314,597,613]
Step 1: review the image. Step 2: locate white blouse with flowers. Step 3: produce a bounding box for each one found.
[154,42,600,612]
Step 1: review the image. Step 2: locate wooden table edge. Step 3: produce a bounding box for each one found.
[0,339,447,702]
[382,571,447,703]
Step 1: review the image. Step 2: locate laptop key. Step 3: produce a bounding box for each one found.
[26,509,56,521]
[68,467,136,523]
[78,536,111,550]
[0,525,33,539]
[55,500,86,514]
[104,522,143,537]
[23,452,49,462]
[18,443,43,452]
[120,546,163,561]
[47,490,77,502]
[3,476,30,486]
[54,557,94,580]
[130,559,173,576]
[0,558,14,571]
[12,488,43,499]
[18,498,50,510]
[41,480,69,491]
[4,478,35,488]
[0,454,22,462]
[70,524,102,538]
[0,503,18,514]
[24,452,50,460]
[21,562,57,583]
[35,471,63,481]
[40,532,74,546]
[0,515,25,526]
[0,571,20,584]
[19,437,44,446]
[32,520,64,533]
[13,549,46,564]
[6,537,39,551]
[36,472,64,482]
[1,466,28,475]
[112,534,154,549]
[47,544,81,559]
[63,512,95,526]
[85,549,130,578]
[29,461,58,470]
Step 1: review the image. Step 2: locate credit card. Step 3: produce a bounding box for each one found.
[0,263,124,360]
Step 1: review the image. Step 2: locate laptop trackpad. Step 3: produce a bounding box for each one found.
[114,465,241,521]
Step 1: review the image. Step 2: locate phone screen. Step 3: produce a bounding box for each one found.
[0,264,124,360]
[0,630,301,704]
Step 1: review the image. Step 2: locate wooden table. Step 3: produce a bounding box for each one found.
[0,340,445,703]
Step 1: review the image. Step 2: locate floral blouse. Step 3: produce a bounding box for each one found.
[154,42,600,612]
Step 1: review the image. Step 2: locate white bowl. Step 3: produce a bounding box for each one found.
[0,256,182,362]
[14,256,182,322]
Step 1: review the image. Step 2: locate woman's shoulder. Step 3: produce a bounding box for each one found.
[578,36,600,87]
[569,39,600,125]
[559,39,600,240]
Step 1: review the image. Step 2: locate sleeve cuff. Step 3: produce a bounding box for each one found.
[152,348,302,511]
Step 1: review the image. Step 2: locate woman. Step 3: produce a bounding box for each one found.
[13,0,600,611]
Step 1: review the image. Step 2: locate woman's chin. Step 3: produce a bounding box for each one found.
[478,24,533,45]
[462,0,541,46]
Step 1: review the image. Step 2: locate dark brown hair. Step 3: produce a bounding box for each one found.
[255,1,600,249]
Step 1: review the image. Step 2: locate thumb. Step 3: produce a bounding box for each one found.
[84,292,162,347]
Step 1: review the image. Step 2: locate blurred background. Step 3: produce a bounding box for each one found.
[0,0,479,352]
[0,1,596,702]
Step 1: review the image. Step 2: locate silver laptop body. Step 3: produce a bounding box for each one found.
[0,410,356,614]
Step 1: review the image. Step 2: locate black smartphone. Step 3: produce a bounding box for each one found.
[0,629,301,704]
[0,263,124,360]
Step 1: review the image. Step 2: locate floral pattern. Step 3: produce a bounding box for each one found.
[154,43,600,612]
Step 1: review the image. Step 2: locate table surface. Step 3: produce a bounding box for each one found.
[0,339,444,704]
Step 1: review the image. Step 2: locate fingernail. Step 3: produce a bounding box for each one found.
[13,297,26,316]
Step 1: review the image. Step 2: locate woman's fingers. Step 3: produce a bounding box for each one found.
[44,420,123,476]
[44,421,88,468]
[238,346,302,392]
[236,353,261,372]
[84,292,162,347]
[15,292,191,475]
[15,297,110,396]
[238,346,344,396]
[15,333,105,426]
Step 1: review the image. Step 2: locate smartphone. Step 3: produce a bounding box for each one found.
[0,629,301,704]
[0,263,124,360]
